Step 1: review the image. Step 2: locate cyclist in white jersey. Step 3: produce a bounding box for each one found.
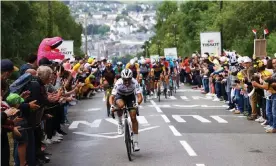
[109,69,143,151]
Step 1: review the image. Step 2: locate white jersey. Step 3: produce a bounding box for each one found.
[112,78,141,96]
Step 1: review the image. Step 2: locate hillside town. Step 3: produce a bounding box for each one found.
[67,1,157,59]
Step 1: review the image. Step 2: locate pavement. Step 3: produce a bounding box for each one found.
[47,84,276,166]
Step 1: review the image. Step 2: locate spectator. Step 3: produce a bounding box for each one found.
[22,65,56,165]
[19,53,38,75]
[1,59,20,166]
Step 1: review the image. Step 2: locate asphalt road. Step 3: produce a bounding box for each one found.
[47,85,276,166]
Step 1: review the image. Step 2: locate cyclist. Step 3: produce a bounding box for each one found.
[160,57,170,95]
[114,61,123,80]
[173,59,180,88]
[101,60,116,88]
[125,59,140,79]
[109,69,143,151]
[152,59,165,98]
[139,59,151,100]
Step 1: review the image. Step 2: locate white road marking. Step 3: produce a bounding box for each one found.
[169,125,182,136]
[169,96,177,100]
[180,96,189,100]
[174,105,199,108]
[73,126,160,139]
[91,119,102,127]
[137,116,148,124]
[161,114,170,123]
[201,105,228,108]
[150,100,163,113]
[105,118,118,125]
[192,115,211,123]
[172,115,186,122]
[69,120,102,129]
[177,89,201,92]
[196,164,206,166]
[192,96,212,100]
[210,116,228,123]
[86,108,101,112]
[139,105,144,109]
[74,132,122,139]
[180,140,197,156]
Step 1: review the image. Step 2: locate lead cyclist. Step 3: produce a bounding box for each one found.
[109,69,143,151]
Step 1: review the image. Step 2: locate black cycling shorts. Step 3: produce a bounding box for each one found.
[115,93,136,109]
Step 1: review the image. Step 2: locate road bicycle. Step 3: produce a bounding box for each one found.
[105,86,113,117]
[141,77,148,103]
[111,104,139,161]
[156,80,162,102]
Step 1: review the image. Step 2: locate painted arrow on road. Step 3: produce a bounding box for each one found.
[69,120,102,129]
[73,126,160,139]
[201,105,228,108]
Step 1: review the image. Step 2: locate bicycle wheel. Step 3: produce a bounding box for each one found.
[174,80,177,93]
[164,87,167,99]
[106,91,111,117]
[124,118,132,161]
[142,83,146,103]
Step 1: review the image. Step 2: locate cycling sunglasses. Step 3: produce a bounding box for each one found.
[122,78,132,82]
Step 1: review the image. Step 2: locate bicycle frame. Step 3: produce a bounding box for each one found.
[122,106,138,161]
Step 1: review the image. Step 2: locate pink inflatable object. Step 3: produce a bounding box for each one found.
[37,37,65,64]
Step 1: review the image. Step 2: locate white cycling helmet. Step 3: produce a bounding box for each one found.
[130,59,135,65]
[140,59,146,65]
[117,61,123,65]
[107,59,112,64]
[121,69,133,79]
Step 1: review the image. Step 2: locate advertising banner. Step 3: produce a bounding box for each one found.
[57,40,74,60]
[150,55,159,62]
[164,48,177,60]
[200,32,221,56]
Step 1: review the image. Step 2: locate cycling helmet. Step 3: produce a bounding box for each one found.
[107,60,112,64]
[133,57,138,62]
[130,59,135,65]
[145,58,151,64]
[140,59,146,65]
[121,69,133,79]
[117,61,123,66]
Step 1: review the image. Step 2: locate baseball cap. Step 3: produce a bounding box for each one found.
[243,56,252,63]
[1,59,19,72]
[6,93,24,106]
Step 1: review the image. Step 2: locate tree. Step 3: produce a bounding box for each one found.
[1,1,83,64]
[267,32,276,56]
[150,1,276,57]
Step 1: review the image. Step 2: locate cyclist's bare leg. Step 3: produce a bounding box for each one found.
[130,109,139,149]
[129,110,138,134]
[115,99,124,125]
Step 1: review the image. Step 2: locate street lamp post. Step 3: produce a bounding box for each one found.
[157,40,161,56]
[173,24,177,47]
[145,40,150,58]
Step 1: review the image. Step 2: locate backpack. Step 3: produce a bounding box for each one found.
[9,73,33,94]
